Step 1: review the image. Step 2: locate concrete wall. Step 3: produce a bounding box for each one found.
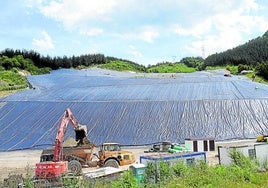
[218,143,268,166]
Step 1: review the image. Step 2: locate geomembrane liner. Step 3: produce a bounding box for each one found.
[0,68,268,151]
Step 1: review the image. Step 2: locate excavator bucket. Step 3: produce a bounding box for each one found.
[74,124,94,147]
[75,124,87,143]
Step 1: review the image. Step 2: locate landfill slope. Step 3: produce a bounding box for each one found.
[0,68,268,151]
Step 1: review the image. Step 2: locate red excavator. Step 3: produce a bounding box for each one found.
[35,108,92,179]
[35,108,135,182]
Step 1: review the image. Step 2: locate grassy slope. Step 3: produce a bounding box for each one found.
[0,70,28,97]
[98,60,145,72]
[147,63,196,73]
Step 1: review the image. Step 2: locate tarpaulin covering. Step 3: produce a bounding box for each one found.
[0,68,268,151]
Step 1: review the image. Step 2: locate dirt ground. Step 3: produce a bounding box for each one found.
[0,139,257,183]
[0,150,42,181]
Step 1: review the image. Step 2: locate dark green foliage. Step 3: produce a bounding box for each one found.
[110,154,268,188]
[180,56,205,70]
[263,31,268,38]
[62,175,81,188]
[110,170,139,188]
[172,161,188,177]
[229,149,259,172]
[256,61,268,79]
[237,64,253,73]
[143,161,173,184]
[0,55,49,92]
[203,30,268,76]
[2,158,268,188]
[106,56,146,72]
[0,48,106,70]
[205,30,268,68]
[0,48,207,75]
[0,49,147,73]
[0,55,51,75]
[225,65,238,74]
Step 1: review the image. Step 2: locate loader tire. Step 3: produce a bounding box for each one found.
[68,160,82,175]
[104,159,119,168]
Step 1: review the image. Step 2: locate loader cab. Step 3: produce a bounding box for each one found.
[98,143,121,158]
[101,143,121,151]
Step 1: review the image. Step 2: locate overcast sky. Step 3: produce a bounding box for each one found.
[1,0,268,66]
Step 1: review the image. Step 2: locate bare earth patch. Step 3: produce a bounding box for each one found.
[0,150,42,181]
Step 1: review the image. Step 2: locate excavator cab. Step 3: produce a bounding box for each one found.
[40,154,54,162]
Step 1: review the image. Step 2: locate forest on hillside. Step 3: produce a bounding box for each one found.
[0,48,145,72]
[1,31,268,79]
[205,31,268,79]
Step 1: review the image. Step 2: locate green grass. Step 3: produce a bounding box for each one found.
[244,72,268,84]
[205,65,238,74]
[98,60,145,72]
[1,149,268,188]
[110,150,268,188]
[111,162,268,188]
[147,63,196,73]
[98,61,196,73]
[0,70,28,93]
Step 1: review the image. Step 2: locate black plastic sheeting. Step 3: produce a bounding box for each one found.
[0,68,268,151]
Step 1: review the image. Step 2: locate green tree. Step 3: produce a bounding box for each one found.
[256,61,268,79]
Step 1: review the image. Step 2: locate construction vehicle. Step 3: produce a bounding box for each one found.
[145,141,171,153]
[256,135,268,142]
[35,108,135,181]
